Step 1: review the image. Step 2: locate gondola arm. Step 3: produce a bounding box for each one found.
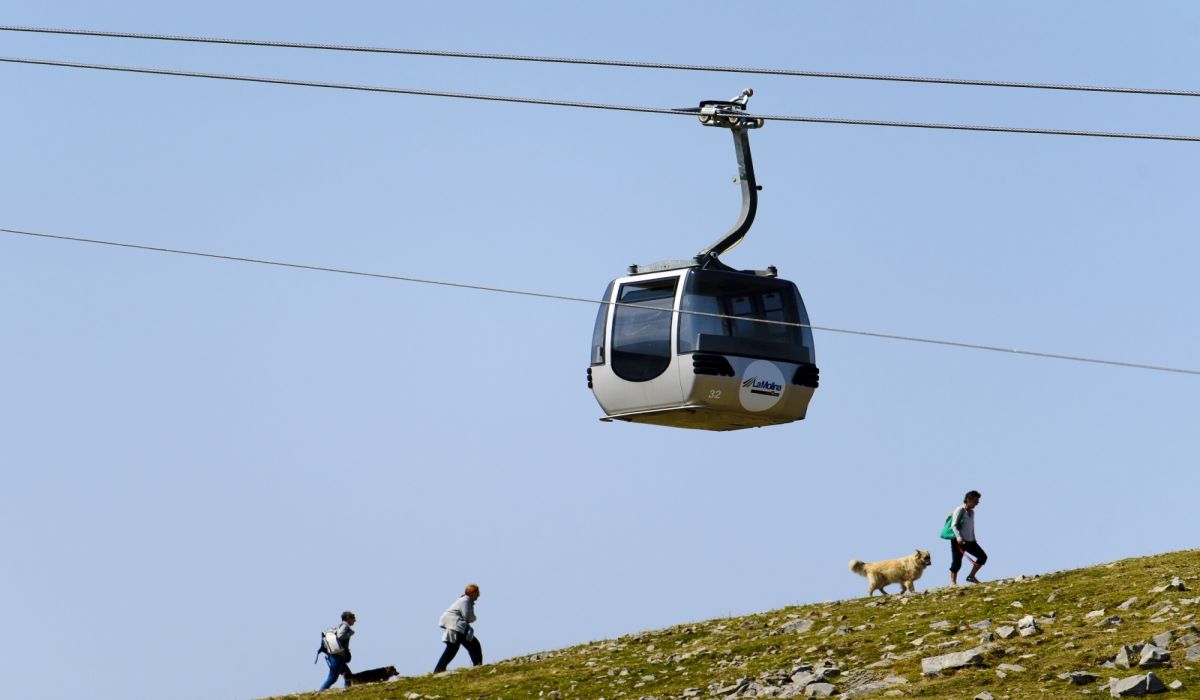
[693,89,764,263]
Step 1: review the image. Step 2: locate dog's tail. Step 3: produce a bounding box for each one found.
[848,559,867,576]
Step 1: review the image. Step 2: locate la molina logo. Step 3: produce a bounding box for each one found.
[739,360,786,412]
[741,376,782,397]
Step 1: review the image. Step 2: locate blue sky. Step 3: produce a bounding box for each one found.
[2,3,1198,699]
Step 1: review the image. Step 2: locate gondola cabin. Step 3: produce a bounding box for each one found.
[587,260,818,430]
[586,88,819,430]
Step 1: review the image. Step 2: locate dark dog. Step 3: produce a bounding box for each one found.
[346,666,399,686]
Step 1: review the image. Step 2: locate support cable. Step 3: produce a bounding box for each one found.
[3,226,1197,377]
[2,24,1198,98]
[2,56,1198,142]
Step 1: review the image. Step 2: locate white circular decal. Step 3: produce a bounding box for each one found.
[738,360,786,412]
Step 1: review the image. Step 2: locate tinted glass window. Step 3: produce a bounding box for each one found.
[611,278,677,382]
[679,271,814,363]
[590,281,615,365]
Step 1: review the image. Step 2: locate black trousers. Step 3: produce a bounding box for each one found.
[434,636,483,673]
[949,539,988,573]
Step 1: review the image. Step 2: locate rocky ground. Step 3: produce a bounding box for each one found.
[266,549,1200,700]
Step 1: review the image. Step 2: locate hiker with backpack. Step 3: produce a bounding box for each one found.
[433,584,483,673]
[941,490,988,585]
[316,610,356,691]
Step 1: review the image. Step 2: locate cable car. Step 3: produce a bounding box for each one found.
[587,90,819,430]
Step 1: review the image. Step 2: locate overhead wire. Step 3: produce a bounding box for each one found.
[3,56,1199,142]
[3,24,1199,98]
[3,226,1198,377]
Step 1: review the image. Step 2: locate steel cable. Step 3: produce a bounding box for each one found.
[3,226,1197,377]
[3,24,1199,98]
[3,56,1198,142]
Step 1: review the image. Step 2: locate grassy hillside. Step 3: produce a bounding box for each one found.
[271,550,1199,699]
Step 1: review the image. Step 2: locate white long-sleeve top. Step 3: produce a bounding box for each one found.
[439,595,477,642]
[951,505,976,542]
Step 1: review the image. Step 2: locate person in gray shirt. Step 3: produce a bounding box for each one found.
[949,490,988,585]
[318,610,356,691]
[434,584,483,673]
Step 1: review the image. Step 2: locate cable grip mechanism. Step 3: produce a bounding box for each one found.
[694,89,764,262]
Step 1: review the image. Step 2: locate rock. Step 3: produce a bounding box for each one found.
[1047,592,1057,603]
[838,676,907,698]
[974,693,995,700]
[1018,615,1041,637]
[1149,578,1188,595]
[979,631,995,643]
[1086,609,1108,620]
[1186,643,1200,662]
[682,689,702,698]
[1138,644,1170,668]
[1117,597,1139,611]
[996,625,1018,639]
[997,663,1026,673]
[716,679,750,695]
[929,620,952,630]
[1109,675,1145,697]
[1167,680,1183,691]
[1145,672,1166,694]
[1099,616,1125,627]
[778,619,815,634]
[1011,601,1024,608]
[921,647,984,676]
[1059,671,1099,685]
[1115,644,1144,669]
[970,619,992,630]
[1109,672,1167,697]
[804,683,836,698]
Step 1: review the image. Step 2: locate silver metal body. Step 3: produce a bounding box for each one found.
[589,267,816,431]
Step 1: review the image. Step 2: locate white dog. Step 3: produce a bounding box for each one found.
[849,549,933,595]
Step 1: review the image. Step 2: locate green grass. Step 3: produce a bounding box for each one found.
[268,550,1199,699]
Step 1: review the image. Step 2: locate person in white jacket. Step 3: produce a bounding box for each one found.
[433,584,483,673]
[949,490,988,585]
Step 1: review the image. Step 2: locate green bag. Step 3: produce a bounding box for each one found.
[939,512,959,540]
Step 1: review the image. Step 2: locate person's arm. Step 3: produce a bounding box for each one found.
[447,598,469,632]
[950,506,965,541]
[465,598,477,624]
